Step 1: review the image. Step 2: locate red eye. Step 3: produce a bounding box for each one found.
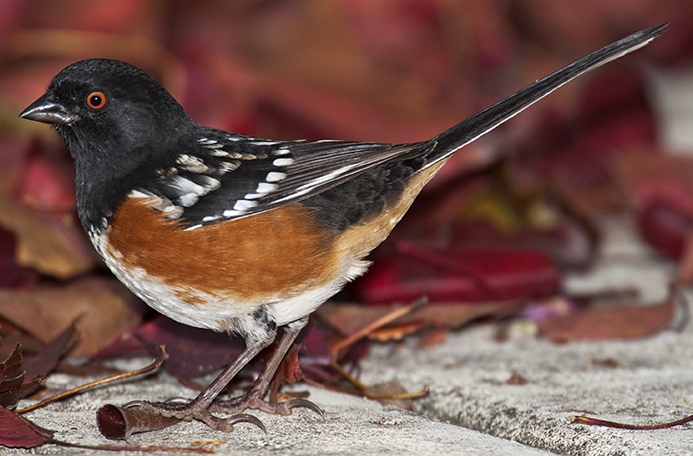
[86,91,107,110]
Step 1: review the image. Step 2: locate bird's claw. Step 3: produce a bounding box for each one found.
[210,394,324,418]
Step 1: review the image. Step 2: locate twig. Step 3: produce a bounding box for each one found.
[364,385,430,400]
[328,297,427,394]
[330,296,427,363]
[571,413,693,430]
[17,346,166,414]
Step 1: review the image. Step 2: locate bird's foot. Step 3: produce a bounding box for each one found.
[97,398,266,440]
[209,389,324,417]
[140,398,267,429]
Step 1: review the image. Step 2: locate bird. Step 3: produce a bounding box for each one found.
[20,25,665,436]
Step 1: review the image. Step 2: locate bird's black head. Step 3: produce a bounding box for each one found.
[20,59,198,230]
[21,59,196,167]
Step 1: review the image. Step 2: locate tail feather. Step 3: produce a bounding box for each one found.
[421,24,667,165]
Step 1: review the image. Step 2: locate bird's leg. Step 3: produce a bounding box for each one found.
[210,316,322,417]
[117,317,318,435]
[119,329,275,433]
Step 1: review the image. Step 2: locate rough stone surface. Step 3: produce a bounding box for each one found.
[12,375,552,455]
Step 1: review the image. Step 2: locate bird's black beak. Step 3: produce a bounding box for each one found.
[19,92,79,126]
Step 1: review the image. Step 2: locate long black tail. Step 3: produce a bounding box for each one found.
[422,24,666,165]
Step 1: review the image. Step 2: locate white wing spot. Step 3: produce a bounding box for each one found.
[223,209,243,217]
[266,172,287,182]
[170,175,205,196]
[233,199,258,211]
[130,190,151,198]
[178,193,199,207]
[272,158,294,166]
[256,182,278,193]
[244,182,278,200]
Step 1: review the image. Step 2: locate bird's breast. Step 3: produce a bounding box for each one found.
[94,196,343,330]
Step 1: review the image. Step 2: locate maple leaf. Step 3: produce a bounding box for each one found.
[0,344,44,410]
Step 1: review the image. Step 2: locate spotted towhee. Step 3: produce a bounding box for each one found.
[20,25,664,436]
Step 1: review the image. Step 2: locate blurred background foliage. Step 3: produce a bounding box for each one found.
[0,0,692,302]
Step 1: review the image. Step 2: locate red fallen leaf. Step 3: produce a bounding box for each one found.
[0,345,22,381]
[577,66,650,123]
[291,323,353,385]
[450,218,597,270]
[417,328,448,348]
[21,322,79,381]
[614,151,693,258]
[396,169,597,269]
[276,345,304,385]
[13,140,75,211]
[537,298,678,342]
[0,344,43,409]
[615,151,693,221]
[87,331,150,363]
[97,404,181,441]
[316,301,524,337]
[0,226,35,289]
[0,278,141,357]
[0,195,95,279]
[135,315,245,378]
[354,245,559,304]
[575,107,655,154]
[0,326,76,409]
[0,135,32,196]
[639,200,690,259]
[0,406,53,448]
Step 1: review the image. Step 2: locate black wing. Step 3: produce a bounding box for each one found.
[133,132,422,227]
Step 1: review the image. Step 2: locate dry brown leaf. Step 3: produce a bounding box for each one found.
[367,322,423,342]
[316,301,524,337]
[0,196,95,279]
[614,149,693,213]
[0,278,140,357]
[537,299,676,342]
[417,328,449,348]
[364,380,413,411]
